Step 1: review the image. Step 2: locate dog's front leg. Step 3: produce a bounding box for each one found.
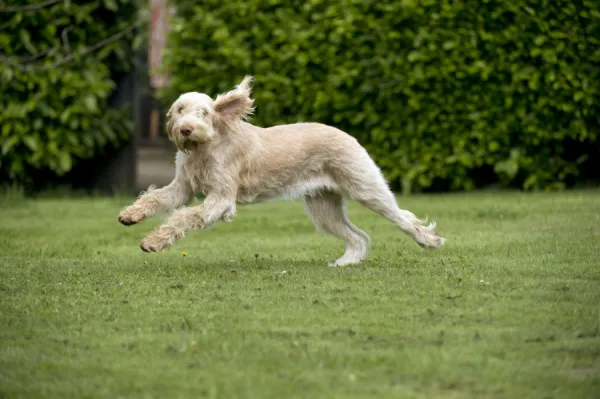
[118,180,193,226]
[139,193,236,252]
[119,152,194,226]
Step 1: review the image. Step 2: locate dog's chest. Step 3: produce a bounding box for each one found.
[181,156,214,195]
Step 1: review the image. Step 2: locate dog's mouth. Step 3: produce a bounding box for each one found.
[182,133,210,144]
[173,133,208,152]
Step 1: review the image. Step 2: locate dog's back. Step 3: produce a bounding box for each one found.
[235,122,368,202]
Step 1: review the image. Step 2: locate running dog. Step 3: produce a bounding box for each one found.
[118,76,445,266]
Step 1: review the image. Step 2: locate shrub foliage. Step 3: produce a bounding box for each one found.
[161,0,600,191]
[159,0,600,192]
[0,0,138,184]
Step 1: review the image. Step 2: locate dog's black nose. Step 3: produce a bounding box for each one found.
[180,127,192,136]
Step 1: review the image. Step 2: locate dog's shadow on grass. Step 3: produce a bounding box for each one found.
[179,257,336,273]
[119,253,338,274]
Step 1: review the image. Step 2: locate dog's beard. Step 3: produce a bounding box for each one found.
[172,135,199,152]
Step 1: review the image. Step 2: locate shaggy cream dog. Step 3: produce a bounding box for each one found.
[118,76,445,266]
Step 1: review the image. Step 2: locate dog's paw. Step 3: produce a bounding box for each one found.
[140,229,174,253]
[118,206,146,226]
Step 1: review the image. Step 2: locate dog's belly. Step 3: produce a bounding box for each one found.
[237,174,339,203]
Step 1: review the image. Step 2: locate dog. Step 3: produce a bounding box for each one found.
[118,76,445,266]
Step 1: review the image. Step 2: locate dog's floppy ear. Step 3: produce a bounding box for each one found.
[213,76,255,121]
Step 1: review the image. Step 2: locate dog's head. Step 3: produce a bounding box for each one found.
[165,76,255,150]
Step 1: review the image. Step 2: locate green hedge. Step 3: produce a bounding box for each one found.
[159,0,600,192]
[0,0,138,185]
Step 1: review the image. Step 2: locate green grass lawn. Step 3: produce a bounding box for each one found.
[0,190,599,398]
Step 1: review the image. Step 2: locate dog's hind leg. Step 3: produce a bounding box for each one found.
[304,191,370,266]
[356,192,445,249]
[332,152,445,249]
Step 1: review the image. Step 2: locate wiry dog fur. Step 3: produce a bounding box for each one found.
[118,76,445,266]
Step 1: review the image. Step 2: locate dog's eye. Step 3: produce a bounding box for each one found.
[178,106,184,113]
